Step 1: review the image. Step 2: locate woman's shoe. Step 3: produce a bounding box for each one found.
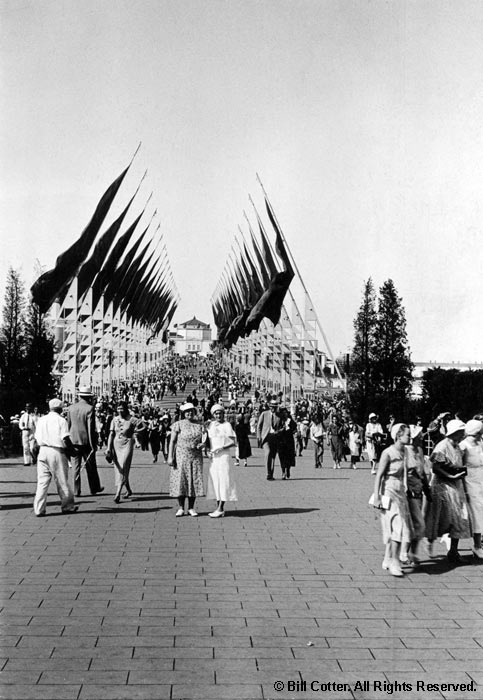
[388,561,404,577]
[382,557,391,571]
[188,509,198,517]
[208,510,225,518]
[473,547,483,560]
[114,494,121,504]
[175,508,184,517]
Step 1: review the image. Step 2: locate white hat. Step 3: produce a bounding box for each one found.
[78,385,93,396]
[369,412,377,419]
[210,404,224,416]
[180,402,195,413]
[445,419,466,438]
[465,419,483,437]
[49,398,63,410]
[391,423,405,442]
[410,425,423,440]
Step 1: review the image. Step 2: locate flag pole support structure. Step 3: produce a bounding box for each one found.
[256,174,346,392]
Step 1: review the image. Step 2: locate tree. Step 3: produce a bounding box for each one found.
[23,297,56,409]
[347,278,377,422]
[0,267,26,389]
[372,279,413,416]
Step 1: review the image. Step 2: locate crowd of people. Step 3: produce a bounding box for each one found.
[372,415,483,577]
[4,355,483,574]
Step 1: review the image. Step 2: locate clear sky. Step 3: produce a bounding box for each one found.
[2,0,483,363]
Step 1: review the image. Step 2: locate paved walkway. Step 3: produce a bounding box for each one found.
[1,437,483,699]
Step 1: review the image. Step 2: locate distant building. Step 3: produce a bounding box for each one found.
[170,316,212,356]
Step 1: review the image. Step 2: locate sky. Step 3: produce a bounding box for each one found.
[2,0,483,363]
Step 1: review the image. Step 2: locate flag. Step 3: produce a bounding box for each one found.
[76,193,135,300]
[31,165,129,312]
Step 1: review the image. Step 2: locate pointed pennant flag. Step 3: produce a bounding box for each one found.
[31,165,129,312]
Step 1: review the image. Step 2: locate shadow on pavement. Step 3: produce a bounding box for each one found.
[231,507,319,517]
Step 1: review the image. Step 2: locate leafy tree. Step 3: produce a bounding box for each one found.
[347,278,377,422]
[372,279,413,416]
[421,368,483,422]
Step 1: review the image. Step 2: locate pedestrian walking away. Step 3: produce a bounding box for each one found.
[65,385,104,497]
[33,398,79,516]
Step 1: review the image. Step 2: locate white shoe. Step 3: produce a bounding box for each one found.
[440,534,451,551]
[208,510,225,518]
[473,547,483,560]
[382,557,391,571]
[175,508,184,517]
[388,560,404,577]
[188,509,198,517]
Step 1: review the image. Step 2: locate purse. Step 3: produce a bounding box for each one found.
[368,493,391,509]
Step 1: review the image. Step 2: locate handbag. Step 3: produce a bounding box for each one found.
[368,493,391,509]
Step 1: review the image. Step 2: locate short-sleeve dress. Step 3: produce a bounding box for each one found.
[425,438,470,540]
[110,415,138,488]
[461,437,483,534]
[206,420,237,502]
[379,445,413,545]
[169,419,204,497]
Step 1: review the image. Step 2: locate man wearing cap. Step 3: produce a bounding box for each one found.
[33,398,78,516]
[65,386,103,497]
[257,400,282,480]
[18,402,38,466]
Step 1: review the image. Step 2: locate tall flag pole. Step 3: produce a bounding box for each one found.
[256,173,344,387]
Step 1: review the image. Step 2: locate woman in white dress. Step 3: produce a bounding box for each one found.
[207,404,237,518]
[365,413,384,474]
[460,419,483,559]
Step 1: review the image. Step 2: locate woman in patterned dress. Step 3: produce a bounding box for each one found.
[167,402,205,517]
[107,401,139,503]
[425,419,470,564]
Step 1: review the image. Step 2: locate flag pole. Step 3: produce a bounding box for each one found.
[256,173,345,387]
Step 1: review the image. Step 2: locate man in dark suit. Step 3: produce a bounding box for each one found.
[66,386,103,497]
[257,400,282,480]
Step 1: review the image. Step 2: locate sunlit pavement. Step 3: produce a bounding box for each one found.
[1,439,482,700]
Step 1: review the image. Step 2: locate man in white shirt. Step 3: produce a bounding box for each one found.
[33,399,79,517]
[18,403,38,466]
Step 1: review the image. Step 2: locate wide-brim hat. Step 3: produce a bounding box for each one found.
[78,385,93,396]
[269,400,279,407]
[180,402,195,413]
[445,419,466,437]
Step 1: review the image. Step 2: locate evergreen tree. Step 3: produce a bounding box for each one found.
[0,267,26,388]
[348,278,377,422]
[24,297,56,409]
[372,279,413,415]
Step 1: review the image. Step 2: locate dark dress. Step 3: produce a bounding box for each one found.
[327,422,345,462]
[278,417,297,476]
[235,413,252,460]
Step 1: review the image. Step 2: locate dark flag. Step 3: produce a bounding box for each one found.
[77,193,135,300]
[31,165,129,312]
[244,214,294,334]
[91,216,146,310]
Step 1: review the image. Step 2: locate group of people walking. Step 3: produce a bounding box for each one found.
[372,416,483,577]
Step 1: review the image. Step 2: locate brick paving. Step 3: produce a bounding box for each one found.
[1,436,483,699]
